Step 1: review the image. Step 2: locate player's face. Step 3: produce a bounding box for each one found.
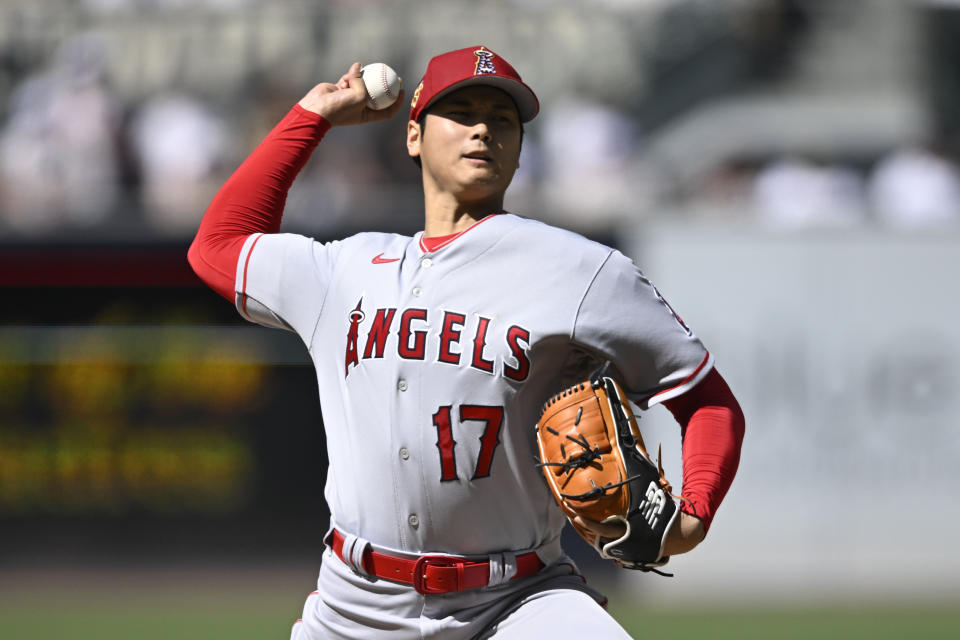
[408,86,522,203]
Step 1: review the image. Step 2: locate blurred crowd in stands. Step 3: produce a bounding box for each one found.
[1,0,959,241]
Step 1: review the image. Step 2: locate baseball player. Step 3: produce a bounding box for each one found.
[189,46,745,639]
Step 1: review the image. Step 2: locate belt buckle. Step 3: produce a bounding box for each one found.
[412,555,467,595]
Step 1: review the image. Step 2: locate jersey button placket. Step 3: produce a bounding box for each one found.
[398,254,428,542]
[410,249,432,299]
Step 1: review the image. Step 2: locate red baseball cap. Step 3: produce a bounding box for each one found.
[409,46,539,124]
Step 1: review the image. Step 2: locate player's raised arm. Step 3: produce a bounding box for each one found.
[299,62,406,125]
[187,63,405,301]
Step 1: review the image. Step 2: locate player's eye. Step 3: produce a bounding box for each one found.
[441,110,470,121]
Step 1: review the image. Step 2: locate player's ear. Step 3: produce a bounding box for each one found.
[406,119,422,159]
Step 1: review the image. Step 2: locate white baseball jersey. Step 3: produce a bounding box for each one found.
[234,212,712,557]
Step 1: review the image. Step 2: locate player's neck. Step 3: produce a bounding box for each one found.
[422,190,504,238]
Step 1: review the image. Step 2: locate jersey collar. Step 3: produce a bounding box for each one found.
[416,212,503,254]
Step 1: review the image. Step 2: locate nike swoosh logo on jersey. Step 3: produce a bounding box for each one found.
[372,253,401,264]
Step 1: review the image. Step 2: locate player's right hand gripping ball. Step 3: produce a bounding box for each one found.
[361,62,401,110]
[535,369,679,572]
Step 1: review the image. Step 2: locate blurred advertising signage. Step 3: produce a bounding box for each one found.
[0,327,264,515]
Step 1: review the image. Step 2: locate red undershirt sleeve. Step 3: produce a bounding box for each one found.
[662,367,745,533]
[187,105,332,301]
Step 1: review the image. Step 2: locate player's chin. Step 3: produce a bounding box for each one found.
[457,167,503,188]
[458,176,508,200]
[459,158,498,176]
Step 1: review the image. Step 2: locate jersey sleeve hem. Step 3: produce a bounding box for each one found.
[234,232,265,321]
[638,351,714,410]
[240,295,294,331]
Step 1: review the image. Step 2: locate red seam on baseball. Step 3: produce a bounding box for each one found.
[381,65,390,99]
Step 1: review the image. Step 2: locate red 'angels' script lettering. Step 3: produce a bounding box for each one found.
[398,308,428,359]
[438,311,466,365]
[343,304,531,381]
[471,316,495,373]
[363,308,396,359]
[503,325,531,381]
[344,299,364,376]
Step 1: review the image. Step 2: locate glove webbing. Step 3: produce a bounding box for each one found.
[536,429,675,504]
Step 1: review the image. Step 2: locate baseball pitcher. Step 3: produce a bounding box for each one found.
[189,46,745,639]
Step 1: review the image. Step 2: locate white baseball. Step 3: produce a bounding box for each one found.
[361,63,401,111]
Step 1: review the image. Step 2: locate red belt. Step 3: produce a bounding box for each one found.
[331,529,545,595]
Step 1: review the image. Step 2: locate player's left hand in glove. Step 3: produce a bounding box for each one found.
[535,367,679,573]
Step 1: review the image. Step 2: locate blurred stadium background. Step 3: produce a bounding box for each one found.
[1,0,959,638]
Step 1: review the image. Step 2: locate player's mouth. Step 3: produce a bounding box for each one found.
[462,151,494,165]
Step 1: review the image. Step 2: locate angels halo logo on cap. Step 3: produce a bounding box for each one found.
[473,47,496,75]
[409,45,539,124]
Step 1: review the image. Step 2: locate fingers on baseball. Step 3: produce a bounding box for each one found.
[337,62,363,89]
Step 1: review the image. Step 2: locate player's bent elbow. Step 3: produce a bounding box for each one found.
[186,239,213,287]
[186,238,202,276]
[187,237,236,302]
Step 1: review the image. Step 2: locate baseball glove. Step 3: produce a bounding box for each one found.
[535,367,679,573]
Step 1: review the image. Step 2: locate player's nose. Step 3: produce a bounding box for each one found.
[470,122,492,143]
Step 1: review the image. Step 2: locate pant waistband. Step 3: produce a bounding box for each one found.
[329,528,547,595]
